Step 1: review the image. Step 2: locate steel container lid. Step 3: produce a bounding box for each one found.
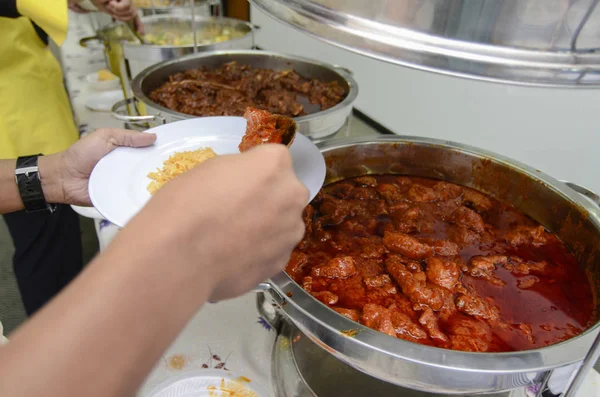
[251,0,600,88]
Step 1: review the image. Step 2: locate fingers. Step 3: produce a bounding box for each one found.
[106,0,138,20]
[133,15,144,34]
[99,128,157,149]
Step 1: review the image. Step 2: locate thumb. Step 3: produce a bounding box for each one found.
[101,128,157,149]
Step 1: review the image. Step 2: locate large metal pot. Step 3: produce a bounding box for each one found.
[121,15,254,82]
[256,136,600,395]
[112,50,359,139]
[79,15,255,102]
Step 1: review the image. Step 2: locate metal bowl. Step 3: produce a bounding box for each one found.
[257,136,600,395]
[122,15,255,63]
[118,50,358,139]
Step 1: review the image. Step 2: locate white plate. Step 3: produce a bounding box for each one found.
[71,205,105,220]
[84,90,123,112]
[86,72,120,91]
[89,117,326,228]
[146,369,269,397]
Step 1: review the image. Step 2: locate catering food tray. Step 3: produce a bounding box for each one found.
[113,50,358,139]
[254,135,600,395]
[250,0,600,87]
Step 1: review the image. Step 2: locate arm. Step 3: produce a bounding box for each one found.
[0,128,156,215]
[0,144,308,397]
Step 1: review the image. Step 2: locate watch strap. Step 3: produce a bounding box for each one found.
[15,155,54,213]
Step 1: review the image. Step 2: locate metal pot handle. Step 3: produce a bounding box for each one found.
[111,98,166,124]
[561,180,600,208]
[332,64,353,76]
[250,282,274,293]
[79,35,102,48]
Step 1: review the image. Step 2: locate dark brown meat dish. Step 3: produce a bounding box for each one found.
[149,61,347,118]
[287,175,594,352]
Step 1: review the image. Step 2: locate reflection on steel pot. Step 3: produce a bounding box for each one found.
[255,136,600,395]
[121,15,255,78]
[127,50,359,139]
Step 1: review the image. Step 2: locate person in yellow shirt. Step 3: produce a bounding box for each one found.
[0,0,139,316]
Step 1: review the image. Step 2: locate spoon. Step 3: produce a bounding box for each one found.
[276,115,297,148]
[126,20,147,44]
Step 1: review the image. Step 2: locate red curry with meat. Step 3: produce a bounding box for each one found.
[287,175,595,352]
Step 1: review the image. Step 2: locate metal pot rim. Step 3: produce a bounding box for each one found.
[95,15,255,46]
[130,49,359,122]
[267,135,600,374]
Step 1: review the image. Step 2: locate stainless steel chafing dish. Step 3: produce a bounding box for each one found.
[251,0,600,88]
[255,136,600,396]
[111,50,359,139]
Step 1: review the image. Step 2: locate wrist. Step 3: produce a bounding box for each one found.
[38,153,66,204]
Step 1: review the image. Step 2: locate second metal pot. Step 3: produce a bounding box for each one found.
[115,50,359,139]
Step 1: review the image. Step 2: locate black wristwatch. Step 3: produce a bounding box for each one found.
[15,155,56,213]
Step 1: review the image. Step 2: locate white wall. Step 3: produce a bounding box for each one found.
[251,5,600,195]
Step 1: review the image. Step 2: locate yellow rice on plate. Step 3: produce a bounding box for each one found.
[147,147,217,194]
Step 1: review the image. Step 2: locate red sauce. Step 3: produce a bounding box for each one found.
[286,175,594,352]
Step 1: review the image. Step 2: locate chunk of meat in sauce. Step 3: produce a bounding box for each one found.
[447,315,492,352]
[407,184,437,203]
[357,238,387,259]
[463,189,493,212]
[386,256,444,311]
[364,274,393,288]
[517,276,539,289]
[376,183,403,204]
[311,256,357,279]
[468,255,510,286]
[355,258,384,278]
[302,205,315,235]
[419,307,449,345]
[383,231,433,259]
[238,107,291,152]
[361,304,396,337]
[328,183,354,199]
[287,251,309,279]
[505,260,547,275]
[390,206,435,234]
[334,307,361,322]
[390,310,429,342]
[349,186,379,200]
[505,225,552,247]
[354,176,378,187]
[451,206,485,234]
[313,291,339,305]
[433,181,463,201]
[455,294,500,322]
[449,225,480,245]
[426,257,460,291]
[420,238,461,257]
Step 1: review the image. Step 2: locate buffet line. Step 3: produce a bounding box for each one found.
[77,4,600,397]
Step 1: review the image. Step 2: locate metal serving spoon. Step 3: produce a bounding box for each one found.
[277,115,297,148]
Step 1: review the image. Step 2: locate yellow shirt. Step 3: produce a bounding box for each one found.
[0,0,78,159]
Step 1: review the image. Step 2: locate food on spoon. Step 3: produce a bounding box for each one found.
[238,107,296,152]
[149,62,347,118]
[97,69,117,81]
[147,147,217,194]
[287,175,594,353]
